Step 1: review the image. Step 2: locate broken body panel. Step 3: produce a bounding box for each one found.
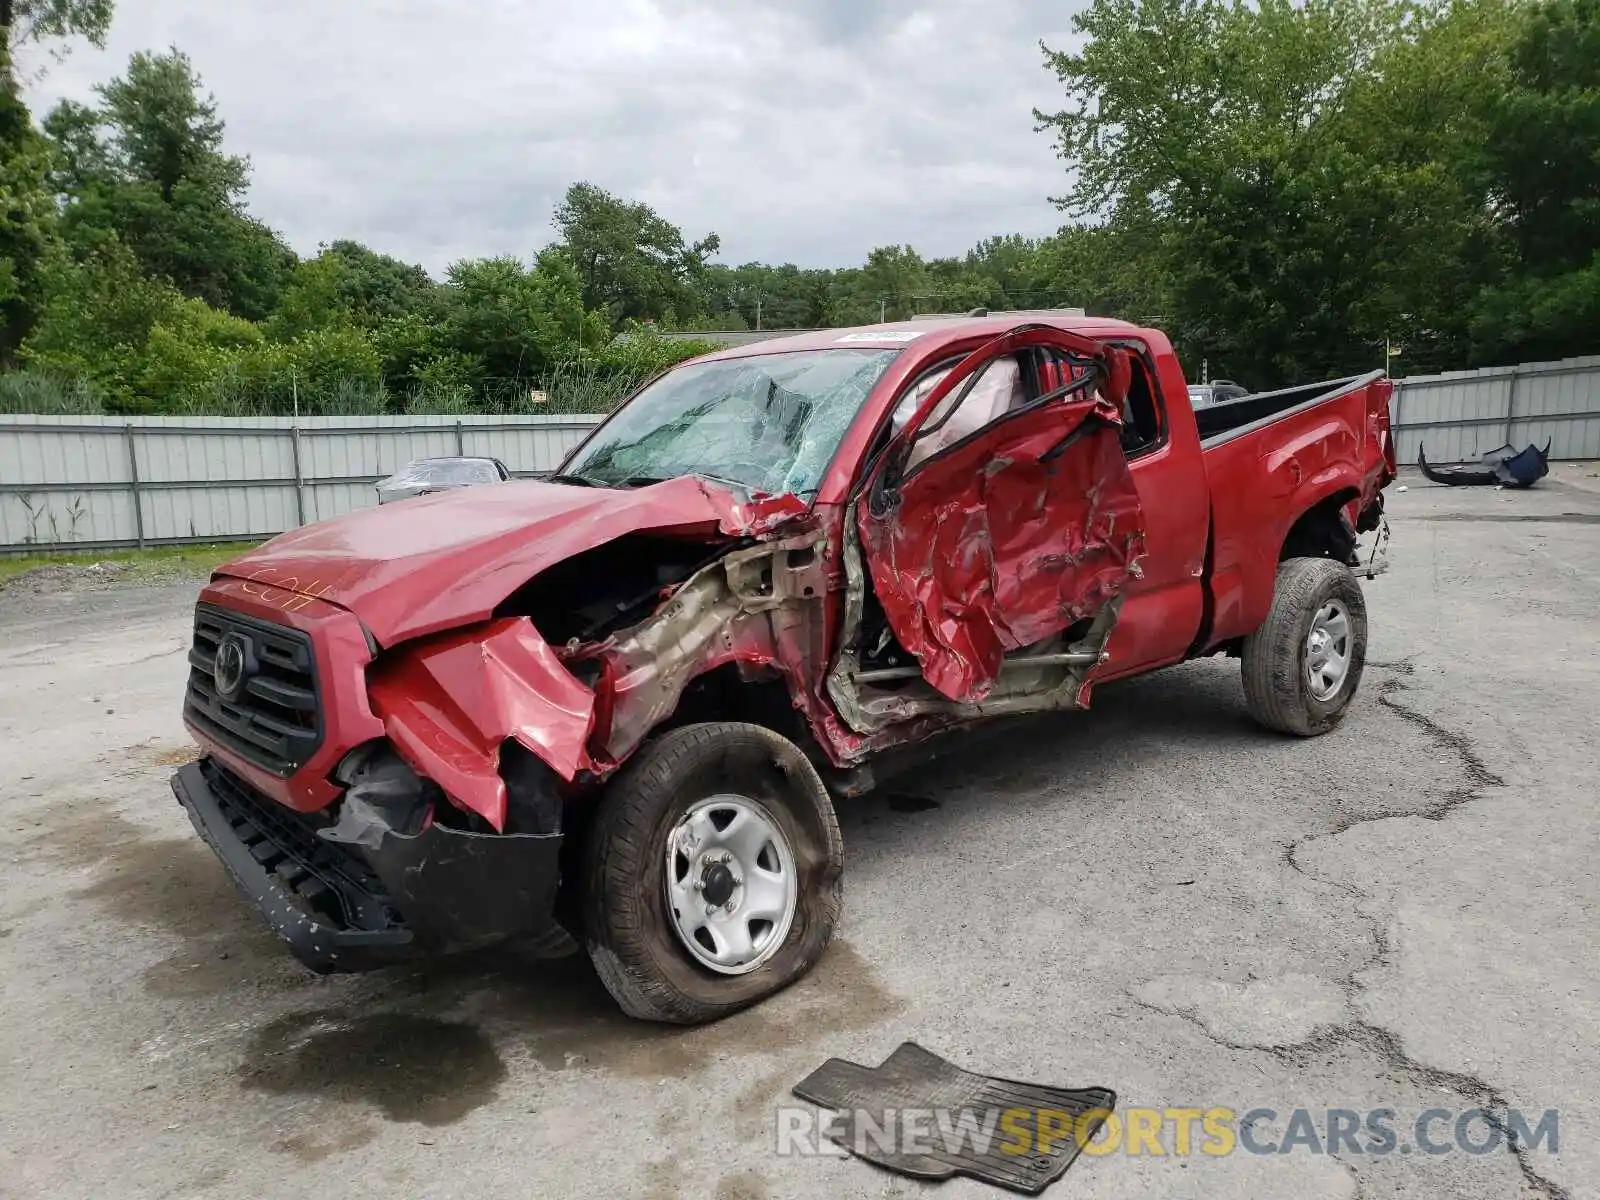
[175,313,1396,970]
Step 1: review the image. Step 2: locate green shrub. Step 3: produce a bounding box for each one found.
[405,351,479,413]
[286,325,383,413]
[597,327,721,378]
[133,298,266,411]
[0,369,106,414]
[534,329,720,413]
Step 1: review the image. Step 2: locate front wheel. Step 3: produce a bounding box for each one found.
[1241,558,1368,736]
[583,722,844,1024]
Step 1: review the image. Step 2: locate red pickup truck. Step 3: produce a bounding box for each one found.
[171,314,1396,1023]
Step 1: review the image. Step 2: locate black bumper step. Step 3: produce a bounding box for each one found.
[173,758,572,973]
[172,759,415,972]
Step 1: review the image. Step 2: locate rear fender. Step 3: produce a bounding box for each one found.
[1220,474,1371,646]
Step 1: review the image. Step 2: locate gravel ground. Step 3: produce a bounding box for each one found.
[1,472,1596,1200]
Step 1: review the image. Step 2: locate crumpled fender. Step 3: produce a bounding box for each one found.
[367,617,595,831]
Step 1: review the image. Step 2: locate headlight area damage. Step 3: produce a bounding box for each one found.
[359,488,838,832]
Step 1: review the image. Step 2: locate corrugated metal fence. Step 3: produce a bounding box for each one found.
[0,413,602,553]
[1388,353,1600,465]
[1,352,1596,553]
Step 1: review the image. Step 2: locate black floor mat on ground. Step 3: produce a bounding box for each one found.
[792,1042,1115,1194]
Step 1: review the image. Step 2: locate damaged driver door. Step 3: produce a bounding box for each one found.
[855,326,1148,704]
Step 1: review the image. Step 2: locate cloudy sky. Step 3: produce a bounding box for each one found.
[23,0,1085,275]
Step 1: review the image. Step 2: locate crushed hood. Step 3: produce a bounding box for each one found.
[215,475,809,646]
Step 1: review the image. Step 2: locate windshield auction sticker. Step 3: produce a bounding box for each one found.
[836,330,926,343]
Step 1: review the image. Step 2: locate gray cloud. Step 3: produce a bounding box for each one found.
[23,0,1086,275]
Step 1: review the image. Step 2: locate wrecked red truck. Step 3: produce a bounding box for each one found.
[171,314,1397,1023]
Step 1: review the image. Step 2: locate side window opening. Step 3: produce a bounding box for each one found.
[876,339,1163,480]
[1033,345,1162,458]
[889,357,960,436]
[1118,354,1162,456]
[1032,347,1093,402]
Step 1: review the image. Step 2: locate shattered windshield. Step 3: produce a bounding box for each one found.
[560,348,899,496]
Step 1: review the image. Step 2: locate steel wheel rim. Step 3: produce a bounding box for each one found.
[1305,599,1352,701]
[663,794,798,976]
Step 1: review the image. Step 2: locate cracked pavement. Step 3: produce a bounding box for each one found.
[2,472,1597,1199]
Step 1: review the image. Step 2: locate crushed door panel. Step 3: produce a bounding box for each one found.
[857,329,1148,703]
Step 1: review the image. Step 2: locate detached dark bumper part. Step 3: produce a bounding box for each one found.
[360,809,567,957]
[172,759,566,972]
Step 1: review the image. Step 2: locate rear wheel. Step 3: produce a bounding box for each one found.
[583,722,843,1024]
[1242,558,1368,736]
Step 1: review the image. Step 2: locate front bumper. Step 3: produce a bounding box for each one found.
[172,758,569,973]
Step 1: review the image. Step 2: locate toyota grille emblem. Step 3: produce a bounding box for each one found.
[213,634,250,702]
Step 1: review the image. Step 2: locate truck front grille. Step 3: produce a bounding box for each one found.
[185,603,323,776]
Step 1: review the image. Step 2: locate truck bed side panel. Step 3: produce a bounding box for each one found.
[1202,374,1394,645]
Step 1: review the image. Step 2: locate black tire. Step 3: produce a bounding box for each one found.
[582,722,844,1024]
[1241,558,1368,736]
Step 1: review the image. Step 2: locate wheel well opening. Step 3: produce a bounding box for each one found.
[1281,489,1360,565]
[555,665,826,936]
[662,664,809,744]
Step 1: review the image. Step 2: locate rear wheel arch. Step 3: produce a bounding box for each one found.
[1280,487,1361,564]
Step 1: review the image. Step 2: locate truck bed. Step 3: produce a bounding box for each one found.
[1196,371,1386,446]
[1194,369,1395,650]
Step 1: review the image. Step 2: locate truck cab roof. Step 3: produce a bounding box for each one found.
[699,313,1156,362]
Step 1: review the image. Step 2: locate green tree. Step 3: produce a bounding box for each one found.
[957,235,1054,308]
[1,0,113,363]
[1033,0,1522,384]
[1468,0,1600,360]
[0,0,112,56]
[696,261,834,330]
[435,249,607,385]
[46,48,296,320]
[39,97,107,191]
[20,236,187,400]
[270,240,436,340]
[554,182,720,325]
[1034,221,1175,323]
[825,245,934,324]
[0,55,57,362]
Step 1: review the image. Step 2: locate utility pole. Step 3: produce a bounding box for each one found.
[755,296,762,332]
[879,298,887,323]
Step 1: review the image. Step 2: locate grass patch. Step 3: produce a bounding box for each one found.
[0,541,258,588]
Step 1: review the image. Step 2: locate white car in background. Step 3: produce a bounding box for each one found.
[1187,379,1248,408]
